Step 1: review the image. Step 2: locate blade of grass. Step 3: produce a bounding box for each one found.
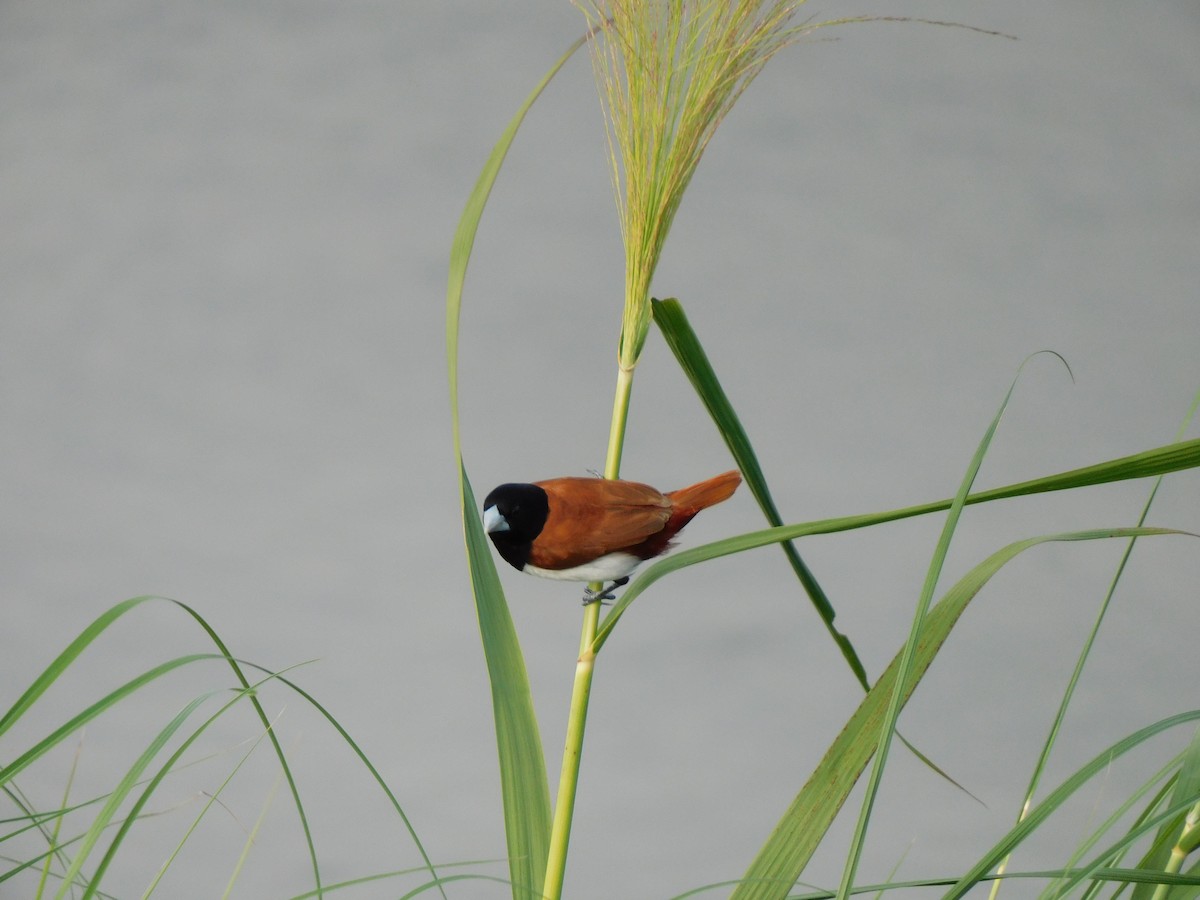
[0,595,332,897]
[995,387,1200,900]
[1144,729,1200,900]
[651,297,866,688]
[593,436,1200,651]
[728,526,1188,900]
[57,693,213,899]
[0,596,159,740]
[699,868,1200,900]
[69,663,313,899]
[221,771,282,900]
[445,31,592,899]
[1047,797,1200,900]
[458,469,552,899]
[1114,771,1185,900]
[169,600,328,897]
[35,737,84,898]
[446,27,593,447]
[285,860,510,900]
[1040,748,1190,900]
[651,296,980,801]
[1,654,226,788]
[839,358,1068,899]
[944,712,1200,900]
[144,714,283,898]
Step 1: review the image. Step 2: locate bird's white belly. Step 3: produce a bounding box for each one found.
[523,552,641,583]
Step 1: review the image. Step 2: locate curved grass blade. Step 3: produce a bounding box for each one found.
[1,599,446,898]
[727,527,1190,900]
[144,720,281,897]
[0,595,155,740]
[838,358,1067,899]
[1130,729,1200,900]
[593,437,1200,651]
[1039,748,1188,900]
[1120,770,1188,900]
[457,469,551,899]
[651,297,867,689]
[681,868,1200,900]
[1043,798,1200,899]
[447,27,593,445]
[998,389,1200,900]
[0,597,330,896]
[651,296,978,801]
[1,653,224,788]
[88,667,307,899]
[285,860,509,899]
[168,600,331,897]
[943,711,1200,900]
[55,693,214,898]
[445,31,594,898]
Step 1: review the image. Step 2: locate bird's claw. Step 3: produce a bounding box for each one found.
[581,576,629,606]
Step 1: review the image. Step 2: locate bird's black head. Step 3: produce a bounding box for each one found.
[482,482,550,572]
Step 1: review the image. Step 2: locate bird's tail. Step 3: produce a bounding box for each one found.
[666,470,741,514]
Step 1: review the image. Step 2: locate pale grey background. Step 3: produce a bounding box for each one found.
[2,1,1198,898]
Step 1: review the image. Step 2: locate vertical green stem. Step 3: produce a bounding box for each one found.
[603,365,636,479]
[1150,801,1200,900]
[542,361,636,900]
[542,613,598,900]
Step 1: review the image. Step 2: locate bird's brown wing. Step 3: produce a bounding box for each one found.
[530,478,671,569]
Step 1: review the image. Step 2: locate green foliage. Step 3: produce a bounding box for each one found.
[0,598,442,898]
[443,12,1200,899]
[6,7,1199,900]
[444,27,593,898]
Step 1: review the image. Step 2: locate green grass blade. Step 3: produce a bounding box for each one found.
[593,437,1200,651]
[726,527,1188,900]
[651,297,867,689]
[0,653,224,788]
[944,712,1200,900]
[221,772,283,900]
[55,693,212,899]
[79,663,311,899]
[36,738,83,898]
[444,30,589,900]
[0,598,328,896]
[256,672,445,895]
[168,601,326,897]
[1044,799,1200,899]
[459,468,551,898]
[1015,392,1200,900]
[145,721,280,897]
[2,599,438,898]
[1125,771,1188,900]
[1039,750,1188,900]
[1131,728,1200,900]
[446,28,590,452]
[651,296,980,801]
[0,595,158,740]
[839,359,1058,898]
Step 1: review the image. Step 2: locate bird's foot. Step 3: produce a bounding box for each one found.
[581,576,629,606]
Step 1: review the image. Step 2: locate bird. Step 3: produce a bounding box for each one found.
[482,470,741,604]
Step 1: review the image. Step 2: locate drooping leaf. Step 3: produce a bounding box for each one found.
[730,527,1189,900]
[651,297,867,688]
[446,30,593,898]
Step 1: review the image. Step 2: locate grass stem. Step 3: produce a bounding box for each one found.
[543,356,636,898]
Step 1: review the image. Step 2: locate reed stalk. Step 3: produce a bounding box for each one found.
[542,4,805,896]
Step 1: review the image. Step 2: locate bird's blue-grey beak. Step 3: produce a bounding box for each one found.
[483,505,509,534]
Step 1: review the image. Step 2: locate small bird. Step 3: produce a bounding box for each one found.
[482,470,741,604]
